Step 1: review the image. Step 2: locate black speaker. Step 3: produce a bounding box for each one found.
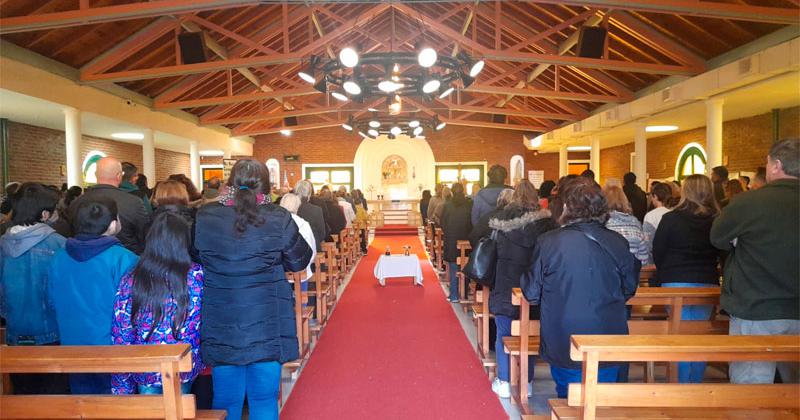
[284,117,298,126]
[492,114,506,124]
[577,26,607,59]
[178,32,207,64]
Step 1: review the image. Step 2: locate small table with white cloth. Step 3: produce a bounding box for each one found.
[374,254,423,286]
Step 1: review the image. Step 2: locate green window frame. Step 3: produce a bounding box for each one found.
[435,164,485,195]
[304,166,354,192]
[676,145,707,181]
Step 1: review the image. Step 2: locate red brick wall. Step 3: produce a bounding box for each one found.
[253,125,536,187]
[5,121,190,186]
[600,106,800,184]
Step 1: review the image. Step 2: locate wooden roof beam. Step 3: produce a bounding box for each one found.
[80,16,179,75]
[466,84,631,103]
[235,120,344,136]
[202,104,350,125]
[0,0,261,34]
[154,88,318,109]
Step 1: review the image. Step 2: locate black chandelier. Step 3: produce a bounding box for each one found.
[297,46,484,102]
[342,113,446,140]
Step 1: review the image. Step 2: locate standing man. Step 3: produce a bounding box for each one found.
[472,165,510,225]
[711,138,799,384]
[295,180,327,250]
[68,157,150,254]
[622,172,648,223]
[711,166,729,205]
[119,162,152,213]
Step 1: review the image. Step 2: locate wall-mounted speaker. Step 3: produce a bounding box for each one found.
[284,117,298,126]
[577,26,607,59]
[178,32,207,64]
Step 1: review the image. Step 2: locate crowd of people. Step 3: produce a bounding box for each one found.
[422,138,799,398]
[0,157,369,420]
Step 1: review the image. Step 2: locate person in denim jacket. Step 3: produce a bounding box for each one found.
[0,183,69,394]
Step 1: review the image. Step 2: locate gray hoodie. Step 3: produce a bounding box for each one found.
[1,223,59,258]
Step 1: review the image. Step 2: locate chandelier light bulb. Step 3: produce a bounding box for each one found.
[422,78,441,94]
[469,60,485,77]
[369,120,380,128]
[368,129,379,137]
[339,47,359,68]
[298,71,315,84]
[393,63,400,73]
[343,81,362,95]
[331,92,348,102]
[390,126,402,136]
[413,126,423,136]
[418,47,437,68]
[378,80,401,93]
[342,123,353,131]
[280,129,292,136]
[408,120,420,128]
[438,86,455,99]
[436,121,446,131]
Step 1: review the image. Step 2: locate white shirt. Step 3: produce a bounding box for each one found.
[291,213,316,281]
[337,198,356,228]
[643,206,670,261]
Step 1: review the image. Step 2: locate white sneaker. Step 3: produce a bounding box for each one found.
[491,378,511,399]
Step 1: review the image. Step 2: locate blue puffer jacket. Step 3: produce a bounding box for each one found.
[194,202,312,367]
[0,224,65,345]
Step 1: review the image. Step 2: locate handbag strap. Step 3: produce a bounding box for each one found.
[579,229,624,278]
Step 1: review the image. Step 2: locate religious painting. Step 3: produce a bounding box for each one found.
[381,155,408,186]
[266,158,280,188]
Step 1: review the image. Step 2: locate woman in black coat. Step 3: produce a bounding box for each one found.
[521,177,639,399]
[440,183,472,302]
[488,181,557,398]
[194,159,312,420]
[320,189,346,239]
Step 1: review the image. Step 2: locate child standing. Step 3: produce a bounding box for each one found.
[49,196,138,394]
[111,211,204,394]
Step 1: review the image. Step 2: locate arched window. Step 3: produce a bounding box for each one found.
[674,143,707,181]
[82,150,107,185]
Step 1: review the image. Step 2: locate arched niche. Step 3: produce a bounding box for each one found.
[510,154,525,186]
[266,158,280,188]
[353,135,436,199]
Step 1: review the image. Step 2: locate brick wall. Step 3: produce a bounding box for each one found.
[253,125,537,187]
[600,106,800,184]
[5,121,190,186]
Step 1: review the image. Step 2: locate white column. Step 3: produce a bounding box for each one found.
[706,98,724,171]
[189,141,201,189]
[634,123,647,189]
[558,143,568,178]
[590,136,601,180]
[142,128,155,187]
[63,107,82,187]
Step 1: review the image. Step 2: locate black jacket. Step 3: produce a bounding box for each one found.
[298,201,326,250]
[309,196,331,240]
[652,209,719,287]
[420,197,431,222]
[623,184,648,223]
[68,184,150,254]
[488,206,557,318]
[522,221,639,369]
[469,208,502,248]
[324,200,346,238]
[440,197,472,263]
[194,203,312,366]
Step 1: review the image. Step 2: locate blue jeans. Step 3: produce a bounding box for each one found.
[139,381,193,394]
[69,373,112,394]
[212,361,281,420]
[550,365,620,399]
[448,262,459,301]
[495,315,534,383]
[663,282,715,383]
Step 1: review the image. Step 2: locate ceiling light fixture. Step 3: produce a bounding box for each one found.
[567,145,592,151]
[408,119,420,128]
[199,149,225,157]
[436,121,446,130]
[469,59,485,77]
[418,46,437,68]
[331,91,348,102]
[368,129,379,137]
[280,129,292,136]
[390,126,402,136]
[342,123,353,131]
[378,80,403,93]
[298,71,315,84]
[413,126,423,136]
[343,80,362,95]
[422,77,441,94]
[646,125,679,132]
[339,47,359,68]
[438,86,455,99]
[111,132,144,140]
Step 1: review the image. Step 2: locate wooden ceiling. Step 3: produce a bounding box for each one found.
[1,0,797,137]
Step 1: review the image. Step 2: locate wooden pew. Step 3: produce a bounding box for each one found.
[312,252,333,324]
[321,241,341,293]
[433,227,444,272]
[506,287,725,411]
[456,240,473,308]
[0,344,225,419]
[552,335,800,420]
[287,271,314,360]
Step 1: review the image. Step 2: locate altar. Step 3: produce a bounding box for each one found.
[374,254,423,286]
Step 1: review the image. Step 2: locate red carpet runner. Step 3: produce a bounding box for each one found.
[281,235,507,420]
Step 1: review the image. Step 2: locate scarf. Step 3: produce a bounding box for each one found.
[217,185,270,207]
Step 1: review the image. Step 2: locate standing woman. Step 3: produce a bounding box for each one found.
[652,174,720,383]
[194,159,312,420]
[419,190,432,226]
[440,183,472,303]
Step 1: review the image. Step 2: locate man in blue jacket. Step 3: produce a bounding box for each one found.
[49,196,138,394]
[471,164,511,226]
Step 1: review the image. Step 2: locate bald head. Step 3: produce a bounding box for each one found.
[95,157,123,187]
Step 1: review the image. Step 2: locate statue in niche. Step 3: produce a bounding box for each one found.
[513,159,524,185]
[381,155,408,186]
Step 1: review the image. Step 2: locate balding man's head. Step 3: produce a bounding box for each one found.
[95,157,123,187]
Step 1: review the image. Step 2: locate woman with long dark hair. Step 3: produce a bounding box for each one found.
[194,159,312,420]
[440,183,472,302]
[111,212,204,394]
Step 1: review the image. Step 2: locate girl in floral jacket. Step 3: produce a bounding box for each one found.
[111,211,204,395]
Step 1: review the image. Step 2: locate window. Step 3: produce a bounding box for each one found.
[82,150,107,185]
[435,164,485,196]
[304,166,354,192]
[675,143,707,181]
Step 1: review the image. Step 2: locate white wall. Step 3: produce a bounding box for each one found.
[353,135,436,200]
